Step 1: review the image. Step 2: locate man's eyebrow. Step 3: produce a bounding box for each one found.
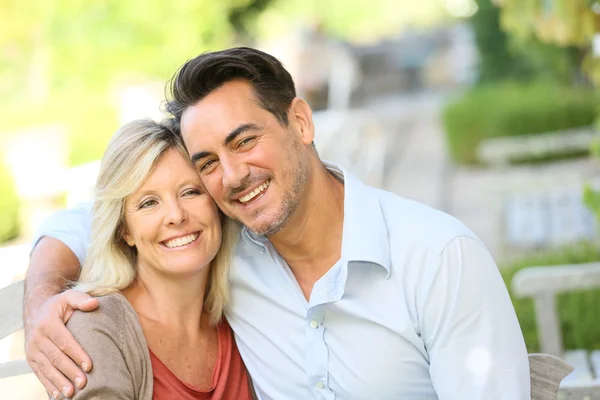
[190,123,262,164]
[191,151,211,164]
[223,123,262,146]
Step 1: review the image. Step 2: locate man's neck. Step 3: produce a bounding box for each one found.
[269,161,345,297]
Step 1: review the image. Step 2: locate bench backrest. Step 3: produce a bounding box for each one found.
[529,353,573,399]
[0,280,31,378]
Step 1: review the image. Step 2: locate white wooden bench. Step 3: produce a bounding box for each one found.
[0,280,31,379]
[477,126,596,166]
[512,263,600,398]
[505,188,596,249]
[530,353,573,399]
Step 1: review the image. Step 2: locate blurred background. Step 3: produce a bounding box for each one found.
[1,0,600,397]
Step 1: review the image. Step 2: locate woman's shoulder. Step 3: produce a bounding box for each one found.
[67,291,149,359]
[68,292,136,334]
[67,292,153,399]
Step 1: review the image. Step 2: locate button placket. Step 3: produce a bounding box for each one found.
[305,306,334,399]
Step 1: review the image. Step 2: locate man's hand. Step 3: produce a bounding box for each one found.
[24,289,99,399]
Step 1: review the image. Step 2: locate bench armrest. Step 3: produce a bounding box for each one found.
[512,263,600,298]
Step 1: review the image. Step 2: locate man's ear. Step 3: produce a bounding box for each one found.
[289,98,315,146]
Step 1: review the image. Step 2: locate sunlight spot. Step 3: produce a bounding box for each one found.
[445,0,478,18]
[466,346,492,378]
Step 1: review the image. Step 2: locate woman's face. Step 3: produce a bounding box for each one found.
[123,148,222,278]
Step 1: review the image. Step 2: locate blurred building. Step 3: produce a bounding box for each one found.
[352,23,477,102]
[262,22,477,110]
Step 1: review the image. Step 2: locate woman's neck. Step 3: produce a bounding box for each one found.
[122,264,210,335]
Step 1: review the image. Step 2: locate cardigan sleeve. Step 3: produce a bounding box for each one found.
[66,293,153,399]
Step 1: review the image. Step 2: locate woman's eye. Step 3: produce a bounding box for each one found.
[183,189,200,197]
[139,199,157,209]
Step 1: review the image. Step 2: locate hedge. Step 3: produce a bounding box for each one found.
[443,81,599,165]
[500,242,600,353]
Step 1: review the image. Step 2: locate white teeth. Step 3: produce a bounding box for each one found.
[163,233,199,248]
[239,181,270,203]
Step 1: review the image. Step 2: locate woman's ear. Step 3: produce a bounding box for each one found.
[121,226,135,247]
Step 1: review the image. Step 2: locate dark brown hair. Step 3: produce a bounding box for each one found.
[165,47,296,132]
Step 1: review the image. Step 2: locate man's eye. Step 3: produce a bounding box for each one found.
[238,137,255,148]
[201,159,216,172]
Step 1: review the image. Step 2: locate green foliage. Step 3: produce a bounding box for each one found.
[583,183,600,217]
[510,38,582,84]
[0,0,245,96]
[0,0,448,98]
[583,106,600,218]
[497,0,600,85]
[499,0,597,46]
[229,0,276,37]
[0,90,119,167]
[584,125,600,217]
[471,0,587,85]
[64,95,120,166]
[0,161,19,243]
[500,242,600,352]
[470,0,533,82]
[443,81,599,164]
[250,0,446,43]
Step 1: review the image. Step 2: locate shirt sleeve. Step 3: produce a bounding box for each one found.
[31,201,92,266]
[420,236,530,399]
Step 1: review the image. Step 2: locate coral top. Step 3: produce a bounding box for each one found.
[150,320,252,400]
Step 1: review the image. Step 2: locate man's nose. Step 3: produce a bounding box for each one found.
[221,157,250,189]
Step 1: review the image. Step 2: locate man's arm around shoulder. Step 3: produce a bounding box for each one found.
[65,296,146,399]
[24,237,98,398]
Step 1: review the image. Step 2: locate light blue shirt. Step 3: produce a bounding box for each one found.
[34,162,530,399]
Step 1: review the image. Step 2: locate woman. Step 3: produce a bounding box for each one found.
[65,119,251,399]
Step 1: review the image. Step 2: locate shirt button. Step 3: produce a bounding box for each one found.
[316,381,325,389]
[309,320,319,329]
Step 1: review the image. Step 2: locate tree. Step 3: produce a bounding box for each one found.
[470,0,532,82]
[495,0,600,85]
[0,0,285,99]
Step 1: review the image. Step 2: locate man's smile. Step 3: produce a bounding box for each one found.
[233,179,271,205]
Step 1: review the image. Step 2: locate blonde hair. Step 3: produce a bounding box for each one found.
[75,119,239,325]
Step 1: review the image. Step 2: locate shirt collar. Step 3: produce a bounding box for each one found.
[329,162,391,277]
[241,161,391,276]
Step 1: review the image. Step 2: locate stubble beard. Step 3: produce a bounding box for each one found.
[247,145,309,237]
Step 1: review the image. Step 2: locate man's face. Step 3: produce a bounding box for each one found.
[180,80,312,236]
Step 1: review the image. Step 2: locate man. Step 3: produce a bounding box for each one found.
[24,47,530,399]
